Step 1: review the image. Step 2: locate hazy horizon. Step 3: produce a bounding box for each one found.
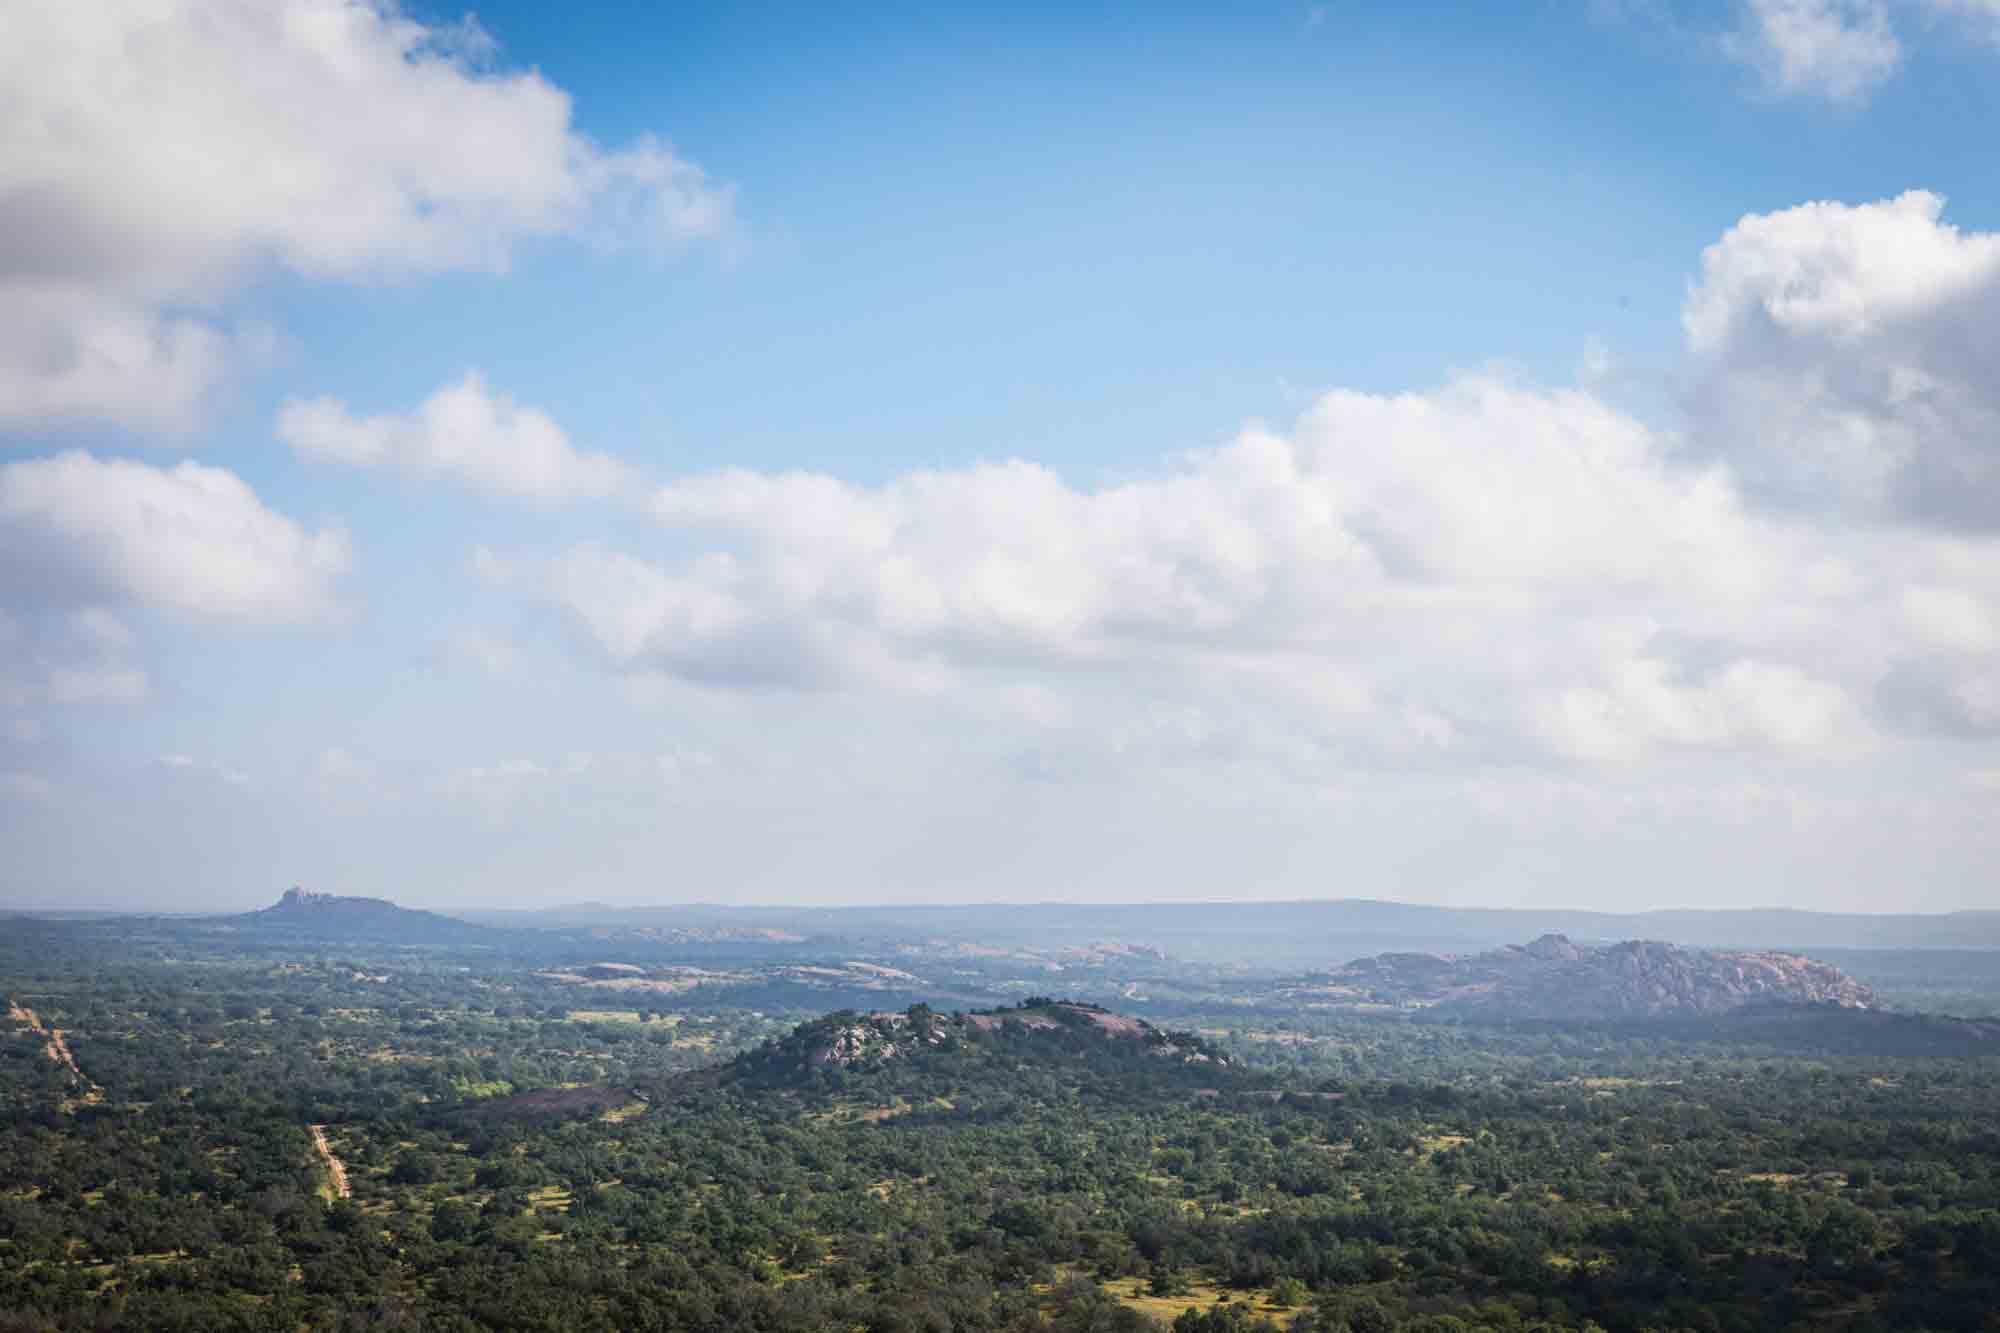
[9,889,1999,923]
[6,3,2000,914]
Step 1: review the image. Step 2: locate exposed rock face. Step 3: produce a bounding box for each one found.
[1521,932,1583,962]
[266,886,394,917]
[1296,934,1873,1019]
[743,1001,1230,1083]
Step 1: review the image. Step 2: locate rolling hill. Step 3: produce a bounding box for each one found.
[1286,934,1875,1018]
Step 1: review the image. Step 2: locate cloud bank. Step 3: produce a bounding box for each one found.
[479,193,1997,790]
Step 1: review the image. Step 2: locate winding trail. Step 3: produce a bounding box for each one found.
[8,997,97,1097]
[310,1124,351,1199]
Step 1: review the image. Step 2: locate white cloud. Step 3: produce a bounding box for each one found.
[0,452,351,622]
[1724,0,1903,100]
[468,191,2000,780]
[278,372,635,500]
[1684,191,2000,530]
[0,1,733,432]
[483,373,1884,768]
[1537,658,1859,761]
[1902,585,1997,653]
[0,451,339,785]
[0,290,242,436]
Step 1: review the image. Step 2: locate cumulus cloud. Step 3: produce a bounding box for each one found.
[0,1,733,432]
[485,376,1871,768]
[472,191,2000,778]
[1723,0,1903,100]
[1684,191,2000,530]
[0,453,351,622]
[0,454,348,769]
[278,372,635,501]
[0,292,245,437]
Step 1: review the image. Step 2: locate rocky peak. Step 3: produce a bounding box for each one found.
[1315,936,1874,1020]
[738,1001,1231,1084]
[1521,933,1582,962]
[239,887,489,944]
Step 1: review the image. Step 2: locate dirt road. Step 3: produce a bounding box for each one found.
[310,1124,351,1199]
[7,997,91,1089]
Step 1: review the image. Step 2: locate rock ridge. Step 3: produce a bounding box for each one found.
[1292,933,1873,1018]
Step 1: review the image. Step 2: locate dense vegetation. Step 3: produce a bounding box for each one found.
[4,920,2000,1330]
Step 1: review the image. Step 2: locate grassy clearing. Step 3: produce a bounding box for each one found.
[1102,1277,1301,1327]
[1737,1170,1846,1188]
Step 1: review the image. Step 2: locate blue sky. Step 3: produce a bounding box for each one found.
[4,0,1999,911]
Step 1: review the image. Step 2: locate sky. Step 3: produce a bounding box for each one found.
[3,0,1999,914]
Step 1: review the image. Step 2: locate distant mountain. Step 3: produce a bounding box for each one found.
[232,887,494,945]
[1287,934,1875,1019]
[453,898,2000,962]
[728,1000,1234,1088]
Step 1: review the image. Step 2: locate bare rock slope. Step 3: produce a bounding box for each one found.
[735,1000,1231,1085]
[1298,934,1874,1019]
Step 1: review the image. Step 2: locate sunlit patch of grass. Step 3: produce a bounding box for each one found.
[450,1077,513,1098]
[1736,1170,1847,1189]
[1102,1278,1301,1327]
